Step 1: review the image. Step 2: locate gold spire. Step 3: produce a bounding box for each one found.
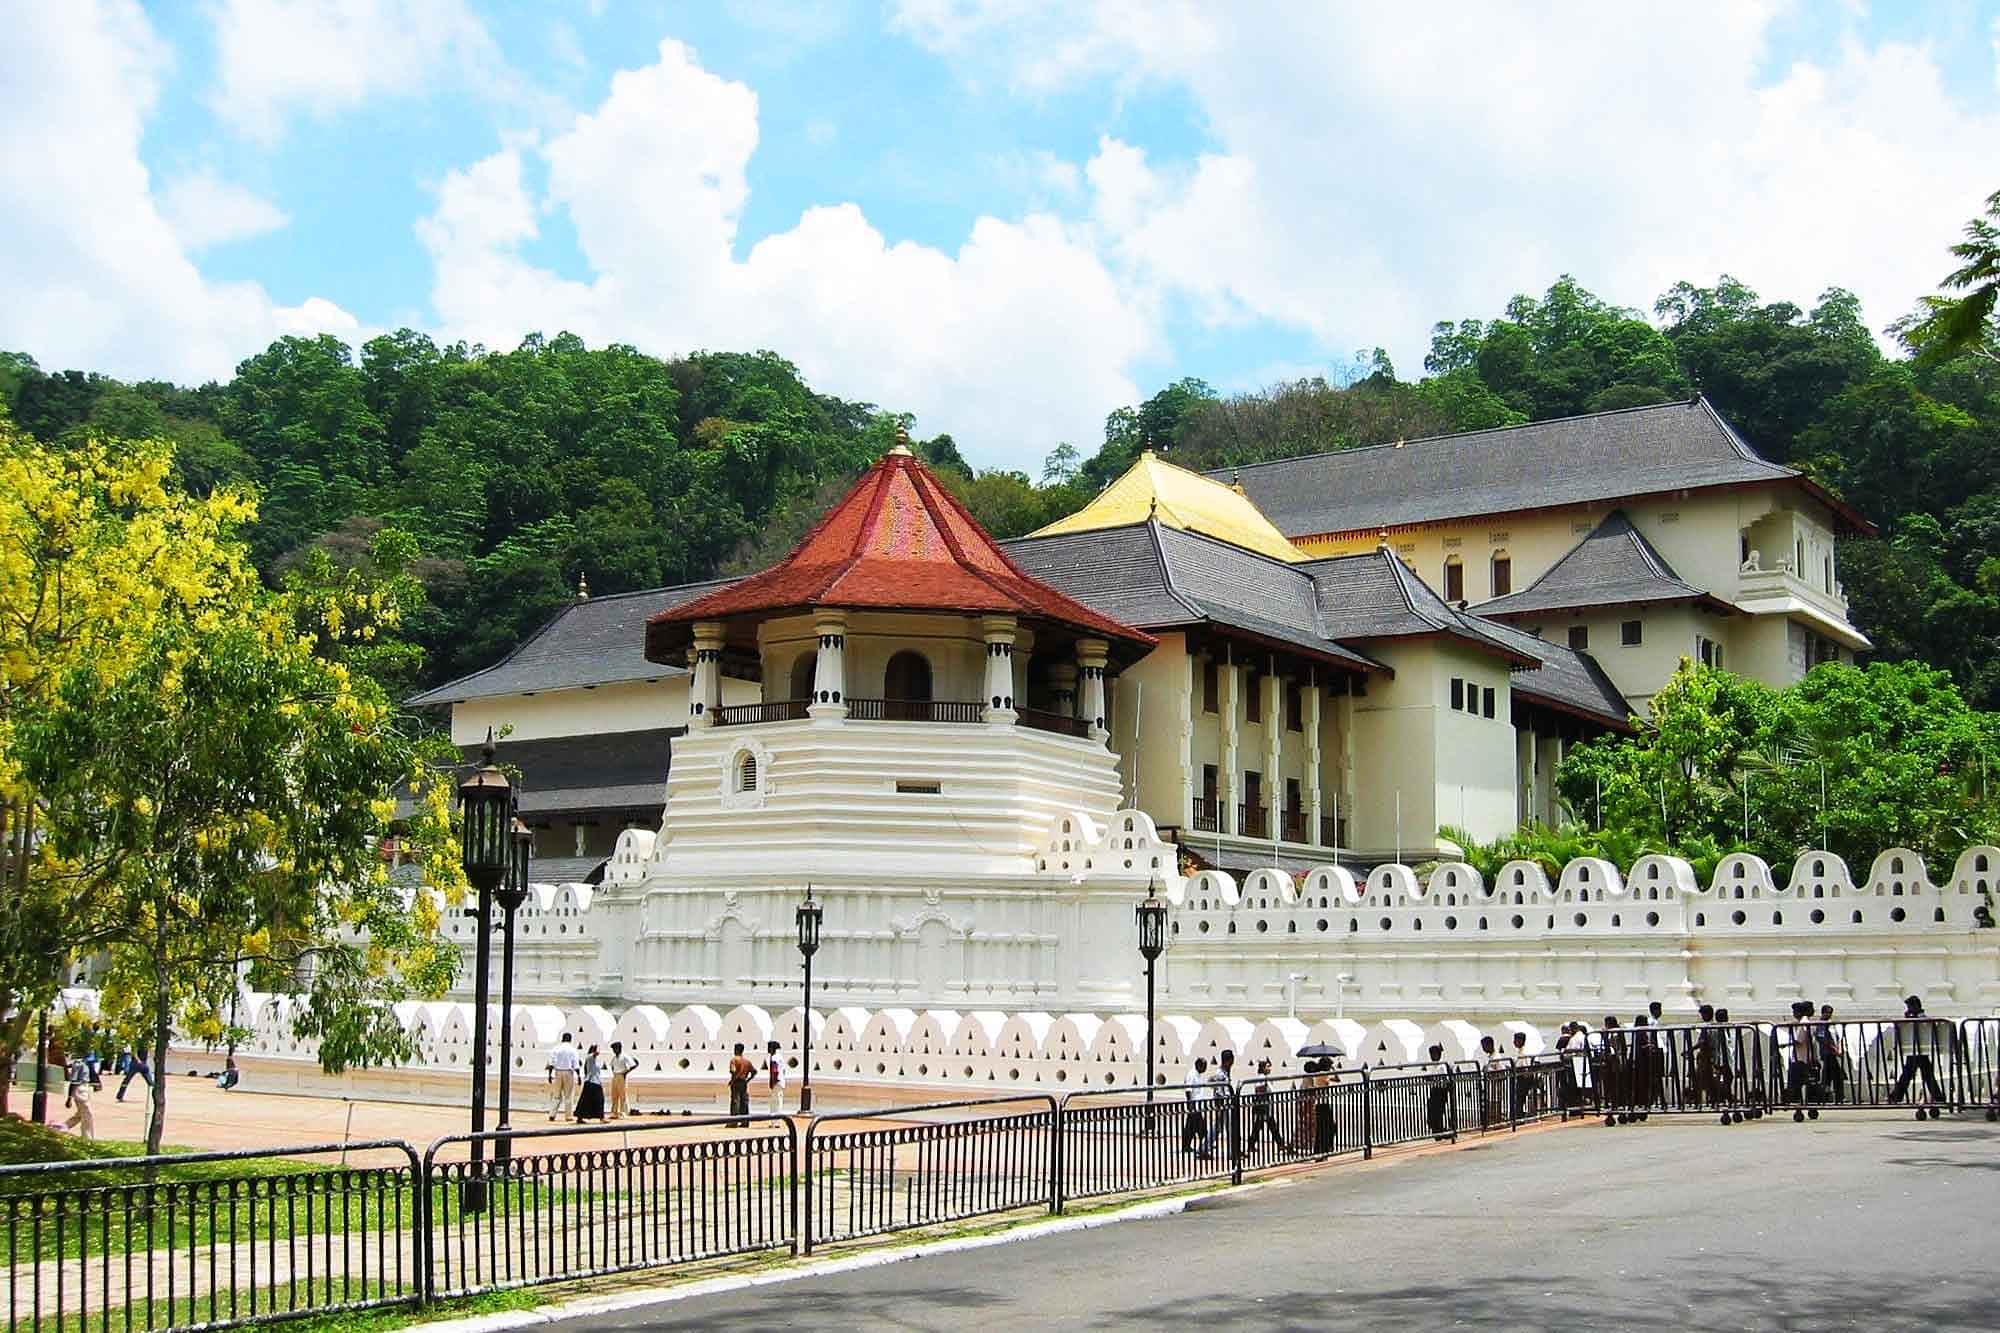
[577,571,590,600]
[889,422,913,456]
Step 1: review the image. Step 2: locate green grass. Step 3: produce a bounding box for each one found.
[0,1122,594,1264]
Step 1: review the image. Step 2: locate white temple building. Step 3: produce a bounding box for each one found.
[278,399,1999,1101]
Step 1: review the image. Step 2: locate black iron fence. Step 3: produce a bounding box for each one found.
[802,1096,1055,1253]
[9,1022,1997,1332]
[422,1116,795,1301]
[0,1140,423,1333]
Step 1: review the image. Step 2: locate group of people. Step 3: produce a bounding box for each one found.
[1178,1050,1347,1160]
[544,1032,642,1121]
[543,1032,792,1123]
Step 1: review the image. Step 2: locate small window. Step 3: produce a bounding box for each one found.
[736,752,759,793]
[1490,553,1512,597]
[1285,682,1303,732]
[1245,670,1263,723]
[1202,660,1218,713]
[1482,686,1495,720]
[895,780,942,795]
[1568,625,1588,651]
[1450,678,1464,711]
[1444,558,1464,603]
[1620,620,1642,646]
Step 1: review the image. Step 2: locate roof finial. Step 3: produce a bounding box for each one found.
[1378,527,1389,549]
[576,571,590,601]
[1148,494,1159,521]
[889,422,913,457]
[481,725,496,766]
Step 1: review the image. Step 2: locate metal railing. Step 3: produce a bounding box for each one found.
[0,1140,423,1333]
[844,699,986,724]
[10,1023,1995,1332]
[1191,798,1220,833]
[421,1116,795,1301]
[712,699,811,726]
[803,1096,1056,1253]
[1016,707,1089,738]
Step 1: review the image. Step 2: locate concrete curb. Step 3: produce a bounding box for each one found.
[412,1187,1254,1332]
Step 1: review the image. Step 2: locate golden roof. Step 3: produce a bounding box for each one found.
[1030,452,1307,563]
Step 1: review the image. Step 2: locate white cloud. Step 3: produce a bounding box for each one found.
[204,0,515,141]
[899,2,2000,369]
[418,39,1158,467]
[158,169,290,251]
[0,1,358,381]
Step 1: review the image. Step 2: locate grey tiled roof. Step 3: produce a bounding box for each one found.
[459,729,681,815]
[1475,620,1632,729]
[408,580,735,706]
[1005,523,1380,671]
[1295,549,1540,666]
[1474,511,1719,618]
[1216,398,1841,537]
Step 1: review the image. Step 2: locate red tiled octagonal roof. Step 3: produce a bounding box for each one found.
[645,447,1154,662]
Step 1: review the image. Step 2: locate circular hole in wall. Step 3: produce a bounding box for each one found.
[1510,915,1524,929]
[1890,907,1906,923]
[1731,910,1747,925]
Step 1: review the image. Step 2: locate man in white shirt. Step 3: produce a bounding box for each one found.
[1198,1049,1236,1160]
[547,1032,580,1121]
[764,1040,788,1116]
[608,1041,639,1118]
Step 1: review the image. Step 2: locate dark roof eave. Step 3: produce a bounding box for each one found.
[647,601,1157,667]
[1513,690,1635,733]
[1165,620,1389,677]
[1480,590,1737,620]
[1344,627,1541,669]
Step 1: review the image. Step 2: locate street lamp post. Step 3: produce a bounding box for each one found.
[457,733,513,1213]
[493,817,532,1165]
[795,885,822,1113]
[1136,886,1167,1131]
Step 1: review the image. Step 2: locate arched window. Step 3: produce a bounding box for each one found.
[736,751,759,793]
[789,652,817,702]
[1443,556,1464,603]
[884,650,933,711]
[1490,550,1512,598]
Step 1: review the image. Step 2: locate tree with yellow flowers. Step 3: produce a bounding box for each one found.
[1,420,467,1151]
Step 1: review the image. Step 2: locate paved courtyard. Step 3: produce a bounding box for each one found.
[571,1115,2000,1332]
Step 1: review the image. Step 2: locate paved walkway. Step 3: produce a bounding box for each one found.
[571,1116,2000,1332]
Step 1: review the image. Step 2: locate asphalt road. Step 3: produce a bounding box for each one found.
[557,1113,2000,1331]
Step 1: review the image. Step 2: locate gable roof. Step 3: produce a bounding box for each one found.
[1475,620,1633,730]
[1028,450,1307,563]
[1216,397,1872,538]
[1005,522,1378,672]
[646,445,1151,662]
[465,728,682,815]
[1474,510,1731,619]
[407,579,733,707]
[1295,548,1542,667]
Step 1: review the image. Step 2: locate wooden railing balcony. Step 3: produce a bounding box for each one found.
[1191,797,1221,833]
[713,699,811,726]
[1017,707,1090,738]
[846,698,986,724]
[1281,808,1306,843]
[1319,814,1347,848]
[1238,802,1268,839]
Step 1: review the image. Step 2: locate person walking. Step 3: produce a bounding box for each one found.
[1889,995,1946,1111]
[1197,1049,1236,1160]
[1244,1058,1285,1153]
[727,1042,756,1124]
[116,1046,152,1102]
[547,1031,580,1121]
[1289,1058,1321,1153]
[575,1045,607,1121]
[608,1041,638,1118]
[1180,1057,1209,1155]
[764,1040,788,1116]
[1816,1004,1847,1104]
[62,1053,95,1139]
[1425,1044,1452,1140]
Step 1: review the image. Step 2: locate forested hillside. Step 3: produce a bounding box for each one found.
[5,234,1998,705]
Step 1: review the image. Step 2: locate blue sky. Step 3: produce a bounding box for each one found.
[5,2,1998,470]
